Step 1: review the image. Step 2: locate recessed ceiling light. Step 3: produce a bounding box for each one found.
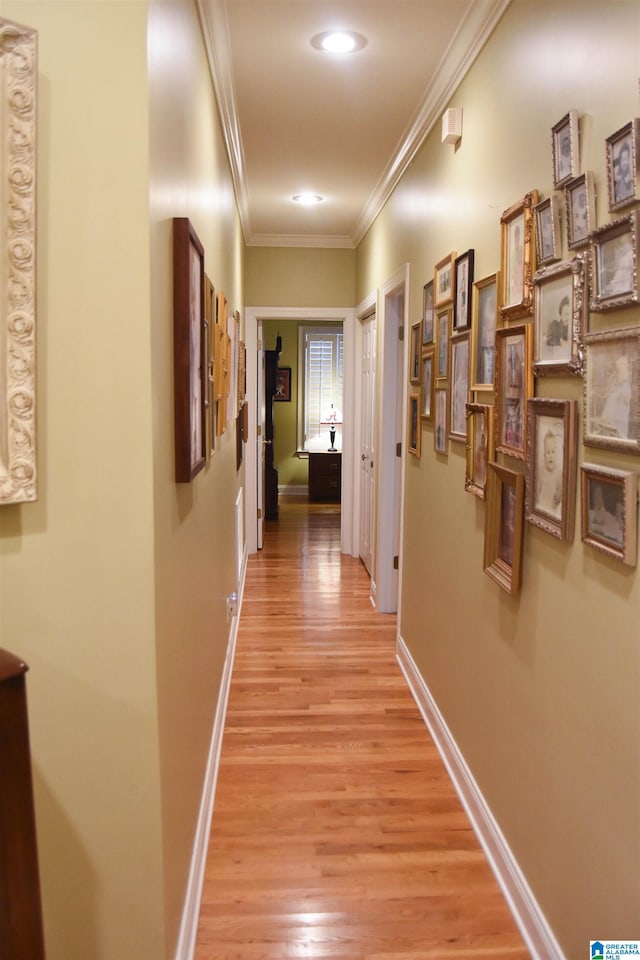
[310,31,367,55]
[292,193,324,206]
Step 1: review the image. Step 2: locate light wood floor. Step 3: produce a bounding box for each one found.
[195,501,531,960]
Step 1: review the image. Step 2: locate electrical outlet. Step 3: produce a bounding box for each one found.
[226,592,238,623]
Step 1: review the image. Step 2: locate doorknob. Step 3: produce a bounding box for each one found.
[361,453,366,461]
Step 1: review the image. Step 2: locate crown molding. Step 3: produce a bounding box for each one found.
[247,233,355,250]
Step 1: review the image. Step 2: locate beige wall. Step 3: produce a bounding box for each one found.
[357,2,639,956]
[0,1,245,958]
[245,245,356,306]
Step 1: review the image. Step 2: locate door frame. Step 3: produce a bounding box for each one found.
[353,290,378,570]
[244,306,356,556]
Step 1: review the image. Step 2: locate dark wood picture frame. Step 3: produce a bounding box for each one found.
[454,249,474,331]
[274,367,291,402]
[173,217,206,482]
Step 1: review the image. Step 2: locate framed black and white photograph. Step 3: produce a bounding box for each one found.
[565,173,595,250]
[436,306,451,384]
[552,111,579,189]
[483,463,525,596]
[421,351,434,421]
[422,280,435,345]
[470,272,499,391]
[408,391,421,458]
[533,256,586,376]
[534,196,561,266]
[449,334,469,441]
[495,323,533,461]
[500,191,538,321]
[584,326,640,454]
[435,251,456,308]
[606,119,639,212]
[434,386,448,455]
[525,398,578,542]
[589,211,639,312]
[454,249,474,331]
[410,320,422,385]
[581,464,638,566]
[465,402,493,499]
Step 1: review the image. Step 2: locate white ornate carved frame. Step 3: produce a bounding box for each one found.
[0,19,37,505]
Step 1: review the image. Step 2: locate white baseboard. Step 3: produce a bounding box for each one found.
[278,484,308,498]
[396,635,565,960]
[174,548,248,960]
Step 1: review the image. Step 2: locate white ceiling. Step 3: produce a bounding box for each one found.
[199,0,511,248]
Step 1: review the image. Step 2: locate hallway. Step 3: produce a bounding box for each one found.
[195,501,531,959]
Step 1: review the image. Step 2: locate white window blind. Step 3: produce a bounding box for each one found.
[300,328,343,451]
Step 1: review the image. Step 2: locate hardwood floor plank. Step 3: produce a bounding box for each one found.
[195,502,530,959]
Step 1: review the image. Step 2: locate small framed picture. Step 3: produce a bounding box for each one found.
[434,386,448,455]
[465,402,494,499]
[274,367,291,402]
[495,323,533,460]
[565,173,595,250]
[470,272,500,391]
[533,256,586,376]
[450,333,470,442]
[409,320,422,384]
[422,280,435,345]
[534,196,562,266]
[454,249,474,331]
[581,464,638,566]
[421,351,434,421]
[435,305,451,384]
[500,191,539,321]
[606,119,639,212]
[525,398,578,541]
[552,111,579,189]
[483,463,525,596]
[435,251,456,308]
[584,326,640,454]
[408,391,421,458]
[589,211,639,312]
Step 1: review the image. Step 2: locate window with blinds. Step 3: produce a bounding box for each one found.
[299,326,344,451]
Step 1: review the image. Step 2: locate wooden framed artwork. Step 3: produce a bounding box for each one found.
[422,280,435,345]
[584,326,640,454]
[552,110,579,189]
[0,20,37,505]
[500,190,539,321]
[533,255,586,376]
[454,249,474,331]
[589,211,639,312]
[534,196,561,266]
[204,273,215,458]
[470,272,500,391]
[465,403,494,499]
[565,173,595,250]
[434,251,456,308]
[409,320,422,384]
[606,119,640,212]
[525,398,578,542]
[173,217,206,483]
[420,351,434,421]
[449,333,470,442]
[435,306,451,385]
[494,323,533,460]
[274,367,291,402]
[408,391,421,458]
[580,463,638,566]
[434,386,448,455]
[483,463,525,596]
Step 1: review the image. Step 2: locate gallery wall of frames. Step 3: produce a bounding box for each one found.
[408,112,640,594]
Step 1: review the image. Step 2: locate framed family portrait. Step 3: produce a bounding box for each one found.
[483,463,525,596]
[408,391,421,458]
[495,323,533,460]
[173,217,206,483]
[423,280,435,345]
[421,351,434,421]
[435,251,456,308]
[454,249,474,331]
[409,319,422,384]
[470,272,500,391]
[500,190,539,321]
[584,326,640,454]
[552,111,579,189]
[589,211,639,312]
[606,119,639,212]
[580,463,638,566]
[274,367,291,402]
[525,398,577,542]
[534,196,561,266]
[434,386,448,455]
[565,173,595,250]
[435,306,451,384]
[450,334,470,442]
[533,255,586,376]
[465,402,494,499]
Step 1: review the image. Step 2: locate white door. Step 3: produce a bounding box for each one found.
[257,322,266,549]
[359,312,376,575]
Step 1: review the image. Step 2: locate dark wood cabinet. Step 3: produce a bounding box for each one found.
[308,452,342,501]
[264,338,281,521]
